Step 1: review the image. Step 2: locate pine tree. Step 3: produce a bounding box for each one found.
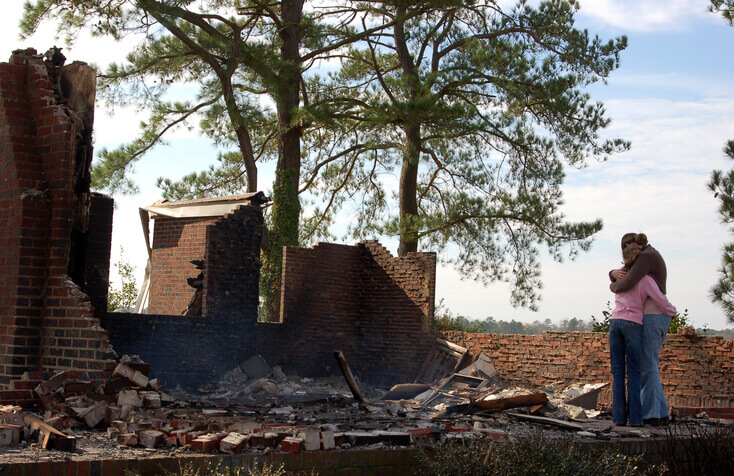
[23,1,630,310]
[312,0,628,308]
[708,1,734,322]
[709,141,734,323]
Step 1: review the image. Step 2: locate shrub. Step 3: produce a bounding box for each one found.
[418,431,663,475]
[653,422,734,476]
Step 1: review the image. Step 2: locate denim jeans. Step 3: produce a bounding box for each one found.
[641,313,672,420]
[609,318,643,425]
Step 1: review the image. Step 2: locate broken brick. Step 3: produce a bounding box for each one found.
[44,415,71,431]
[227,421,261,433]
[189,433,226,453]
[105,405,122,424]
[0,405,24,426]
[0,425,20,446]
[281,436,304,453]
[102,377,133,395]
[169,420,193,431]
[45,433,77,451]
[408,427,439,444]
[117,433,138,446]
[321,430,336,450]
[117,389,143,408]
[140,391,161,408]
[38,393,64,413]
[113,363,149,388]
[138,429,164,449]
[297,430,320,451]
[35,372,69,397]
[488,429,508,442]
[249,431,278,448]
[79,401,108,428]
[219,432,248,454]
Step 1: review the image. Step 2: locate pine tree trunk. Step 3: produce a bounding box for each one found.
[398,123,420,256]
[395,7,421,257]
[261,0,304,320]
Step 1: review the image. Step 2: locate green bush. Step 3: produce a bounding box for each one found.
[418,432,663,475]
[126,461,286,476]
[108,247,139,312]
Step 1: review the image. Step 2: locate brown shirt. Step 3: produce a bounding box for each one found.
[609,245,667,294]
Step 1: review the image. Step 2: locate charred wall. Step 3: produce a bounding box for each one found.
[106,213,437,388]
[105,205,263,388]
[258,241,436,386]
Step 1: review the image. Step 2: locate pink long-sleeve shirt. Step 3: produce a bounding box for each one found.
[611,275,677,325]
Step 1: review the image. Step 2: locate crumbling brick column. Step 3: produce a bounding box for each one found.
[0,49,115,385]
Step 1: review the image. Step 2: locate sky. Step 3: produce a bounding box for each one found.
[1,1,733,329]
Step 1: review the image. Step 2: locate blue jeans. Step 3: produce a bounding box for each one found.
[609,319,643,425]
[641,314,672,420]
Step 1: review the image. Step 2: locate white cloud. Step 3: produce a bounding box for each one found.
[578,0,713,32]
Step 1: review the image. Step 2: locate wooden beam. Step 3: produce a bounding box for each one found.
[473,392,549,412]
[333,350,366,404]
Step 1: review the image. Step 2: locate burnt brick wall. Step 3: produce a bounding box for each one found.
[203,206,262,322]
[0,51,48,382]
[148,217,215,314]
[0,49,115,385]
[440,330,734,409]
[260,241,436,385]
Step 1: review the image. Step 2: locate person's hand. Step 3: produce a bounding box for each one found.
[610,269,627,281]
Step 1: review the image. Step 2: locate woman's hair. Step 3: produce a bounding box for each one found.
[621,232,648,250]
[623,243,643,269]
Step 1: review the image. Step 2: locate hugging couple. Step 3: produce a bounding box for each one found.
[608,232,675,427]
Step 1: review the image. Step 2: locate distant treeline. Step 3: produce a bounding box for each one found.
[433,301,734,338]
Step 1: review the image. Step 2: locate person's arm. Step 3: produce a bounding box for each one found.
[640,277,677,316]
[610,253,653,293]
[610,268,627,282]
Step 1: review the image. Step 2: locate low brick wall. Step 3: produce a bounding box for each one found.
[440,330,734,408]
[0,448,422,475]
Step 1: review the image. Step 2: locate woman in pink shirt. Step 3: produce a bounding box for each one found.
[609,242,677,426]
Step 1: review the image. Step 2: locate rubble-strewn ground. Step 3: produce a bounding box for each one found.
[1,352,732,468]
[1,369,727,466]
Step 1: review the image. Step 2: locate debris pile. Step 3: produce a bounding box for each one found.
[1,338,701,457]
